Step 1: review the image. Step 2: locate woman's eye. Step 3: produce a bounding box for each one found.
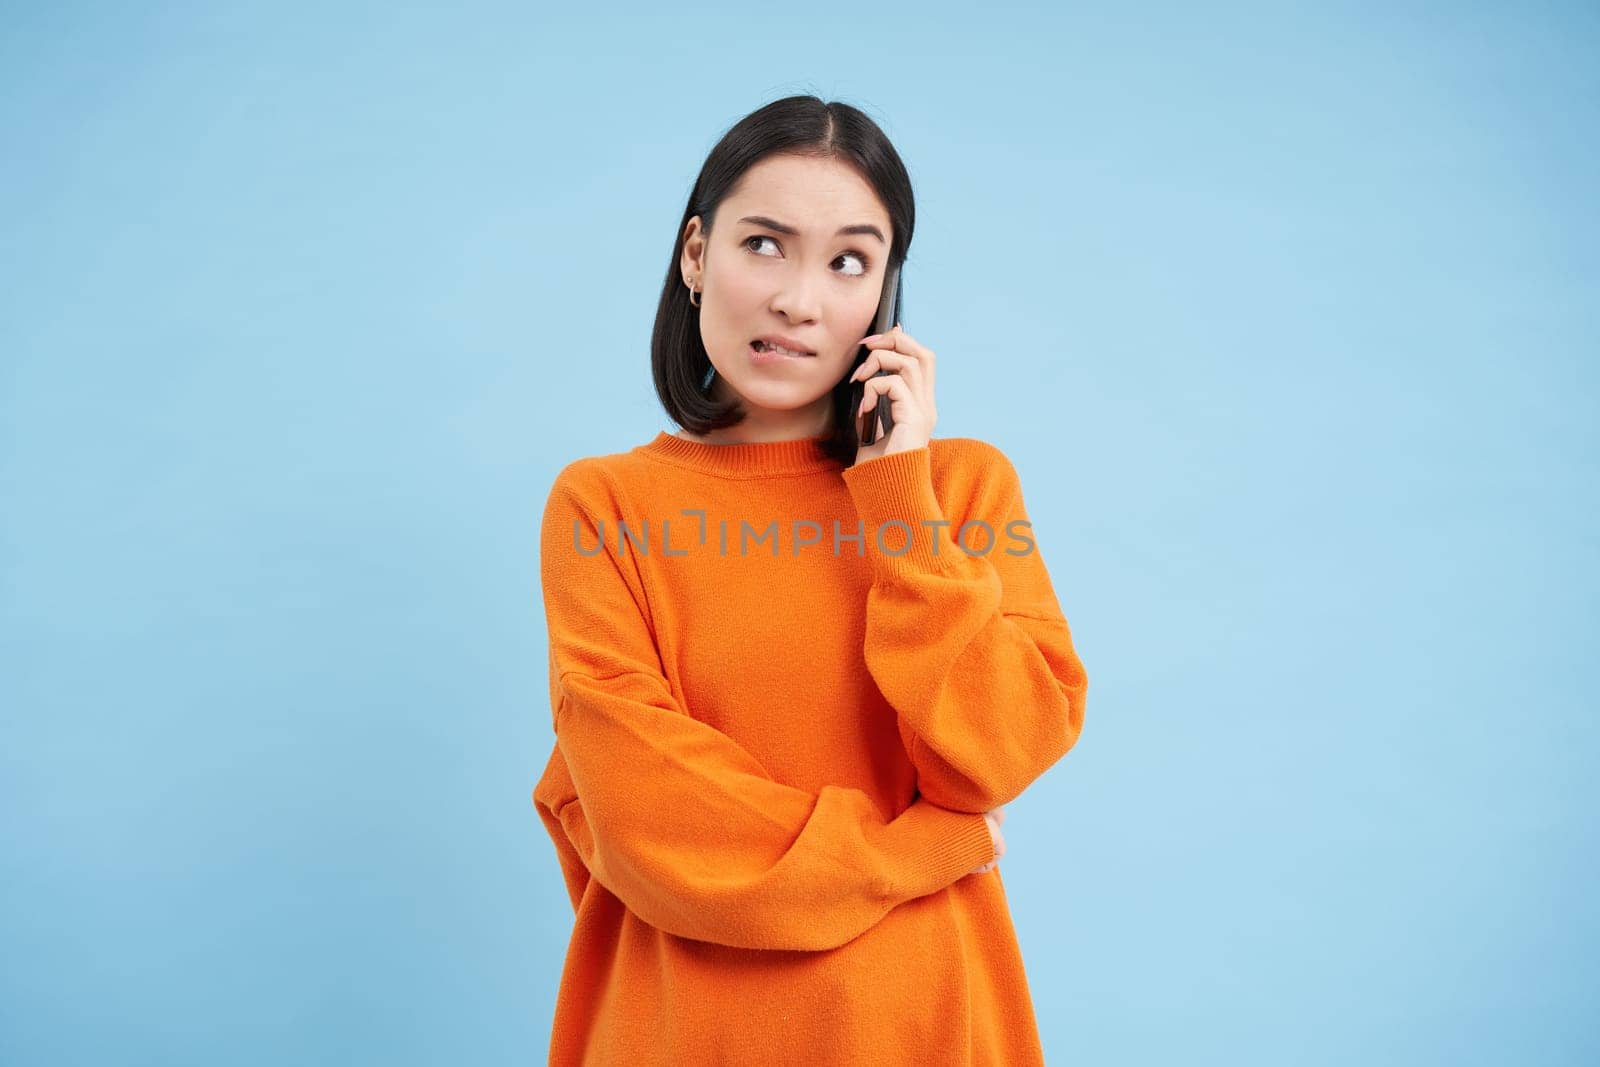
[743,235,871,277]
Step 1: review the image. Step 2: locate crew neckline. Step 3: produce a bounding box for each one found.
[637,430,844,478]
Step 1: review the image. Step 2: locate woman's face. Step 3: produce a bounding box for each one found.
[680,153,893,437]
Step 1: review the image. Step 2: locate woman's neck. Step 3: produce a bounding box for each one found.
[676,407,836,446]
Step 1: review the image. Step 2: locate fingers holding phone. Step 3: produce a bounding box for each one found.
[849,324,939,463]
[849,262,901,448]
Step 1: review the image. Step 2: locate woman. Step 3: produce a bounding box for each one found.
[532,95,1089,1065]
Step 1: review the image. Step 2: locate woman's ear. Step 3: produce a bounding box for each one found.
[679,215,706,279]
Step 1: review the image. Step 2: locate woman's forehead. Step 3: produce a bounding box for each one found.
[723,156,890,234]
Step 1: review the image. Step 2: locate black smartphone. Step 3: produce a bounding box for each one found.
[849,261,903,446]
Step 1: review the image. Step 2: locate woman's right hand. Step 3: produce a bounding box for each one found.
[968,805,1006,875]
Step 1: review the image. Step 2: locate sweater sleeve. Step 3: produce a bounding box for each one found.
[839,443,1089,814]
[532,469,997,952]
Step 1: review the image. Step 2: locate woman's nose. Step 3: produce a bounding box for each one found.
[769,277,822,322]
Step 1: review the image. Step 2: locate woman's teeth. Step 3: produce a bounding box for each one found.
[753,340,811,357]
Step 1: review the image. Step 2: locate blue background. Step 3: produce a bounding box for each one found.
[3,2,1595,1064]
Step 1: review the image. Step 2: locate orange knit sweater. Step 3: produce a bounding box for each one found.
[531,430,1088,1065]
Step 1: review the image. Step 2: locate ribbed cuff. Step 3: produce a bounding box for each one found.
[874,800,997,898]
[841,447,969,577]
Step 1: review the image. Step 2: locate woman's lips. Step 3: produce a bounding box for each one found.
[749,340,816,363]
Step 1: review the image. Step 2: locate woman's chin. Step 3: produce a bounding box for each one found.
[721,389,834,416]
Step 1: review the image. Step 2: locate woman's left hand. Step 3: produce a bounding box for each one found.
[848,323,937,464]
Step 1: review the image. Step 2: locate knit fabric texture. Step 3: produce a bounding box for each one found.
[532,430,1088,1065]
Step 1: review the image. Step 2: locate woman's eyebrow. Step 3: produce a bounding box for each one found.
[737,215,886,245]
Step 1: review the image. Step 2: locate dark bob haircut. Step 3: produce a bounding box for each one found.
[651,95,913,467]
